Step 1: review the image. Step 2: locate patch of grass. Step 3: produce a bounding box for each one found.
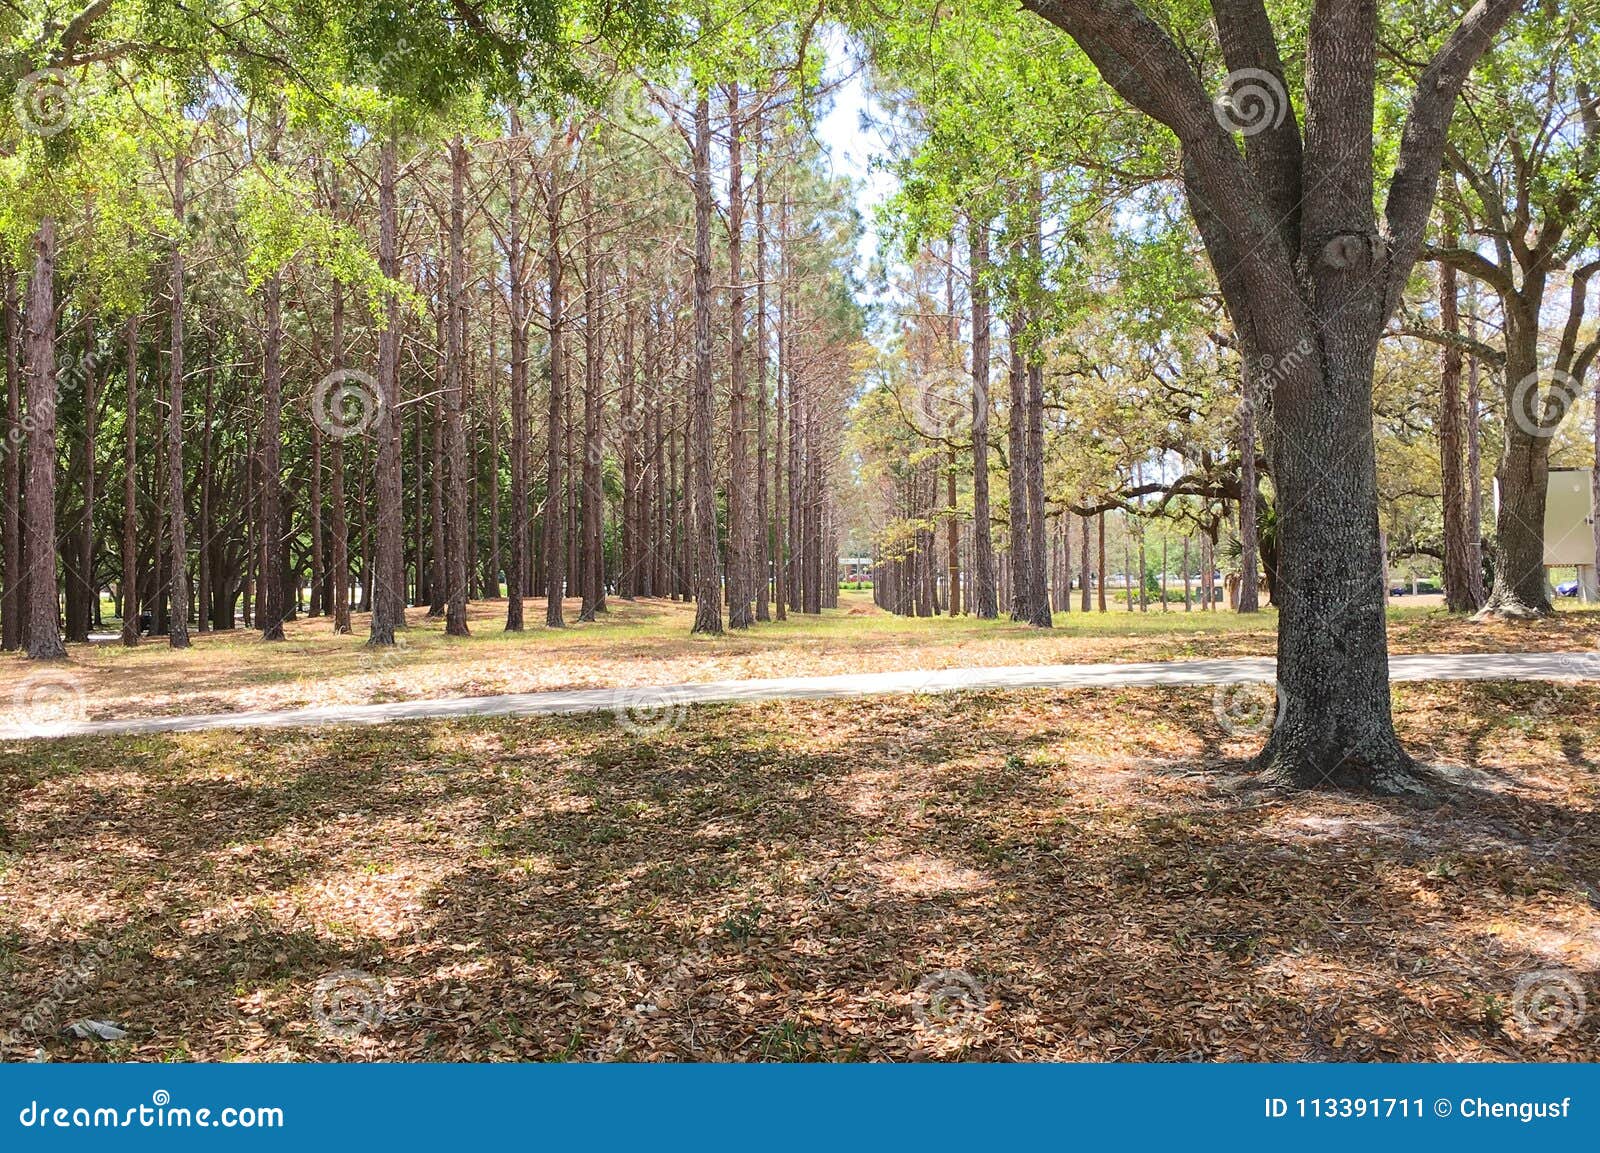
[7,591,1595,728]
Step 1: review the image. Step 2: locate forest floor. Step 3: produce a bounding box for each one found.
[5,591,1599,724]
[2,681,1597,1062]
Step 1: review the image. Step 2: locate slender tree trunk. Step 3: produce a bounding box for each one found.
[1024,363,1050,625]
[774,185,790,622]
[725,83,753,629]
[308,418,324,618]
[690,92,724,635]
[1079,509,1092,611]
[259,261,286,640]
[1236,385,1260,614]
[1,266,20,652]
[967,214,998,619]
[120,312,139,645]
[368,133,406,646]
[578,165,604,622]
[1437,253,1478,612]
[1097,512,1106,613]
[329,263,352,635]
[1006,330,1031,621]
[23,219,65,657]
[197,353,214,631]
[754,115,772,620]
[443,137,471,636]
[69,314,98,642]
[543,140,567,628]
[1464,283,1485,605]
[166,156,192,650]
[506,113,529,630]
[618,277,638,600]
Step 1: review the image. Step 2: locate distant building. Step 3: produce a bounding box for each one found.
[839,557,873,582]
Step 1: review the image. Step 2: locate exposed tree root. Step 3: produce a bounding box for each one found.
[1248,742,1431,797]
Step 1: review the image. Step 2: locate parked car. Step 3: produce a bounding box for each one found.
[1556,579,1580,598]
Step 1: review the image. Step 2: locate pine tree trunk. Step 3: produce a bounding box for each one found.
[543,139,567,628]
[967,215,998,619]
[329,265,352,636]
[260,264,286,641]
[690,92,724,635]
[578,167,604,622]
[443,137,471,636]
[754,113,772,622]
[506,115,529,630]
[166,159,192,650]
[1,266,21,652]
[368,133,406,646]
[120,312,139,645]
[725,83,753,629]
[24,220,65,657]
[619,282,638,600]
[197,353,213,631]
[1006,334,1030,622]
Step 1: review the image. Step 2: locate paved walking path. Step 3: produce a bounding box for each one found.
[5,651,1596,741]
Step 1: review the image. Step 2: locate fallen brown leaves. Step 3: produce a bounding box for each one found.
[1,681,1596,1063]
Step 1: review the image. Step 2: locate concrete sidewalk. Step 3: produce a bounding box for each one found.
[4,650,1596,741]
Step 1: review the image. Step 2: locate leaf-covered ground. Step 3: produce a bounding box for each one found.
[3,681,1597,1062]
[4,593,1597,724]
